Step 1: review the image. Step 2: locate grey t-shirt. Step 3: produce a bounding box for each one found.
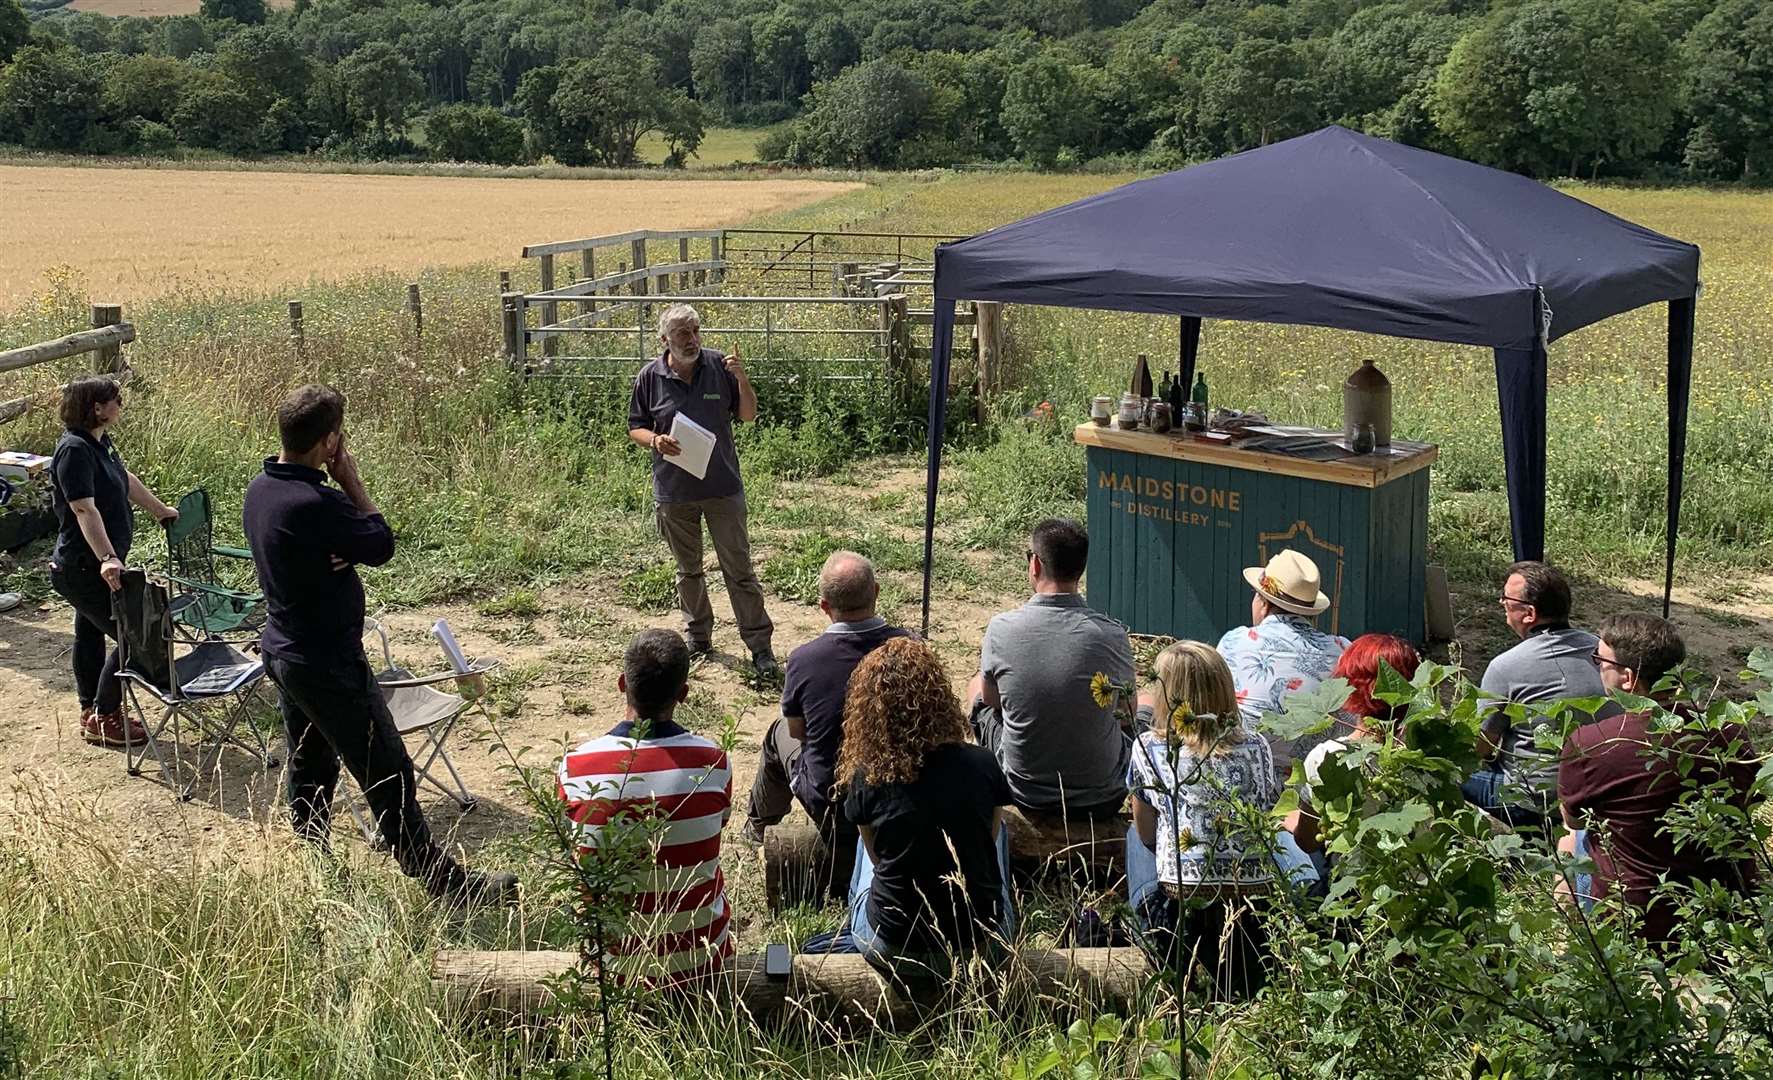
[979,592,1135,810]
[1480,625,1614,795]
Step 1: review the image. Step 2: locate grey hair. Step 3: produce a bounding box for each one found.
[657,303,701,339]
[819,550,877,612]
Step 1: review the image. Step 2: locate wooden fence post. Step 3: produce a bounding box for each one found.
[631,238,648,296]
[501,292,523,370]
[497,270,510,297]
[710,234,723,284]
[538,254,557,357]
[678,236,690,291]
[975,301,1004,422]
[579,248,596,319]
[406,282,423,341]
[90,304,123,374]
[287,300,304,358]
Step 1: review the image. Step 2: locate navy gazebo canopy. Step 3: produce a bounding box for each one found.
[921,125,1700,630]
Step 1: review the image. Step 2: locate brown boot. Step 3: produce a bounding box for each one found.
[83,710,148,748]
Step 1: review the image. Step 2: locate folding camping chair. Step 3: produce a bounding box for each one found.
[343,619,497,844]
[112,568,278,801]
[164,488,263,641]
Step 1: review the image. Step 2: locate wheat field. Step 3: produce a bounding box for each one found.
[0,164,861,306]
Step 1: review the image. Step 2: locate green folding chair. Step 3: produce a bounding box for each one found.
[164,488,264,640]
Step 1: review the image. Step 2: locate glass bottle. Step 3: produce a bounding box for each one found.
[1190,371,1209,411]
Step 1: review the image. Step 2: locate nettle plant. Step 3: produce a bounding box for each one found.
[1246,651,1773,1079]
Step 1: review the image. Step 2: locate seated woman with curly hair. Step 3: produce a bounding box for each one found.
[1284,632,1422,857]
[835,637,1017,973]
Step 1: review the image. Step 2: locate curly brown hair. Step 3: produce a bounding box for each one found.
[835,637,969,789]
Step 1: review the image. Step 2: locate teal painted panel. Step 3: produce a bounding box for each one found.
[1083,445,1431,645]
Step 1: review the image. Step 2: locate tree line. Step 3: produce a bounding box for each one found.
[0,0,1768,181]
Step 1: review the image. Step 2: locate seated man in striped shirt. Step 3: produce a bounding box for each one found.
[558,629,734,984]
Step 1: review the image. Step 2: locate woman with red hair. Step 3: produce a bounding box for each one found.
[1285,633,1421,855]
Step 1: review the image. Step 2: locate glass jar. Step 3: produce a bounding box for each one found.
[1117,393,1143,429]
[1090,396,1112,425]
[1149,401,1173,433]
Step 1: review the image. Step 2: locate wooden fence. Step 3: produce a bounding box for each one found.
[0,304,132,427]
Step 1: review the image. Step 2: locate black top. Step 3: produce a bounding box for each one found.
[626,348,743,503]
[783,618,912,819]
[50,428,132,567]
[843,742,1013,953]
[242,458,395,665]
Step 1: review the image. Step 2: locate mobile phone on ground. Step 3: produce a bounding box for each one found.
[764,942,791,980]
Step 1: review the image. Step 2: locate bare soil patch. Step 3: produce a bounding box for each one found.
[0,165,861,305]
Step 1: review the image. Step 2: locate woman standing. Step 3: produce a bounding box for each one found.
[835,637,1016,975]
[1127,640,1279,998]
[47,376,177,746]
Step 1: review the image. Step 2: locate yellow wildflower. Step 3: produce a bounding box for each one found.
[1090,672,1113,709]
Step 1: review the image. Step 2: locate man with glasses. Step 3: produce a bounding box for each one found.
[965,518,1136,820]
[1464,560,1612,829]
[1557,614,1758,944]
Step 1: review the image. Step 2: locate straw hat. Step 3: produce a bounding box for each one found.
[1242,549,1331,616]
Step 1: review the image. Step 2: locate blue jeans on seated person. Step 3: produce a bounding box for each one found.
[1565,829,1595,911]
[1461,767,1548,832]
[809,826,1018,966]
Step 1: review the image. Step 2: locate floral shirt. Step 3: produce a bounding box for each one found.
[1218,614,1350,781]
[1129,731,1278,888]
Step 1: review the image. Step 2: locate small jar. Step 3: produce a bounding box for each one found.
[1148,401,1173,433]
[1183,401,1206,432]
[1090,396,1112,425]
[1117,393,1143,429]
[1352,422,1377,454]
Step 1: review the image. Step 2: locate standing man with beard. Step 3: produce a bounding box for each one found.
[628,304,777,678]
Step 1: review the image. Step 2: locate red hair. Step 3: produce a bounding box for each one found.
[1332,633,1421,720]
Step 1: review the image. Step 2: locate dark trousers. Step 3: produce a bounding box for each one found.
[50,559,122,714]
[265,654,460,892]
[746,718,857,900]
[1134,889,1269,1001]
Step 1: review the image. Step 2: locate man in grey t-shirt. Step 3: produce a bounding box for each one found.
[966,518,1135,818]
[1464,560,1613,828]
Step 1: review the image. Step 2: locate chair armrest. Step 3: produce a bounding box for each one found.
[211,545,254,560]
[165,573,260,603]
[377,658,500,688]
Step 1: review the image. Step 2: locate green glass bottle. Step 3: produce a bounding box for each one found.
[1190,371,1209,411]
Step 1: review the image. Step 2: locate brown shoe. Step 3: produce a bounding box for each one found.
[82,710,148,748]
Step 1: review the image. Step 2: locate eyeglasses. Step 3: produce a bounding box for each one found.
[1590,648,1629,671]
[1026,550,1036,563]
[1498,595,1533,609]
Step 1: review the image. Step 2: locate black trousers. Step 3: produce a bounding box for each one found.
[49,558,122,714]
[265,654,461,892]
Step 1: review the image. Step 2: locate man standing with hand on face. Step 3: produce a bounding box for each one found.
[628,304,776,678]
[244,384,517,907]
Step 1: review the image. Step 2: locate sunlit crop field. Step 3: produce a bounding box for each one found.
[0,164,860,305]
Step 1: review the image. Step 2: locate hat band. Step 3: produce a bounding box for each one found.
[1259,572,1315,609]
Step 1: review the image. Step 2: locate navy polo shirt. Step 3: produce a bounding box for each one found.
[50,428,133,566]
[626,348,744,503]
[242,458,395,665]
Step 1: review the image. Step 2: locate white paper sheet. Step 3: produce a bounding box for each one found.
[666,412,716,481]
[433,619,472,674]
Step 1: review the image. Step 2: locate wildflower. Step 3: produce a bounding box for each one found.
[1170,701,1196,734]
[1090,671,1113,709]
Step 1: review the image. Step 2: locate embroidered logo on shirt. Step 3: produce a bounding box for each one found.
[703,393,722,400]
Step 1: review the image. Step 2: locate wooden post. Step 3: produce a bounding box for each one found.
[406,282,423,341]
[710,234,723,284]
[678,237,690,290]
[579,248,596,318]
[500,292,522,370]
[287,300,304,358]
[538,254,557,358]
[975,301,1004,423]
[90,304,123,374]
[497,270,510,297]
[631,238,648,296]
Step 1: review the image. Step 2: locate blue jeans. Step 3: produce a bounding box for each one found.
[1462,767,1549,832]
[1565,829,1596,911]
[846,825,1017,967]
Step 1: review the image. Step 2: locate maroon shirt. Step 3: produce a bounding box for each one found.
[1558,708,1759,943]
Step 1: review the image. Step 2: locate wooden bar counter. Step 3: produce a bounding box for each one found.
[1074,423,1438,643]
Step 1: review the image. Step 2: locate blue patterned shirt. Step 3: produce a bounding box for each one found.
[1218,615,1350,781]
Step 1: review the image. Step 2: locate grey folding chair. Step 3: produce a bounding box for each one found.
[111,568,278,801]
[343,619,497,843]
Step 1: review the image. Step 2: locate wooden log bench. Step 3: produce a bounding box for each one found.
[432,945,1155,1030]
[761,808,1130,913]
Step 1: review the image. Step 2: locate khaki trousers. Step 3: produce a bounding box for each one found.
[655,493,774,655]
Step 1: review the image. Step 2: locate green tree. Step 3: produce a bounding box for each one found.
[424,103,525,164]
[515,63,582,163]
[1682,0,1773,180]
[0,45,107,151]
[172,75,260,153]
[1431,0,1678,176]
[689,18,751,117]
[804,15,857,82]
[0,0,30,66]
[158,15,212,60]
[335,41,423,139]
[1321,3,1468,147]
[256,96,308,153]
[777,57,929,167]
[551,52,700,166]
[1001,50,1102,166]
[199,0,266,25]
[1198,36,1321,151]
[216,25,311,108]
[751,12,807,104]
[103,54,189,125]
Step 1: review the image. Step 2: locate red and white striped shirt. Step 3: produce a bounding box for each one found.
[557,718,734,984]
